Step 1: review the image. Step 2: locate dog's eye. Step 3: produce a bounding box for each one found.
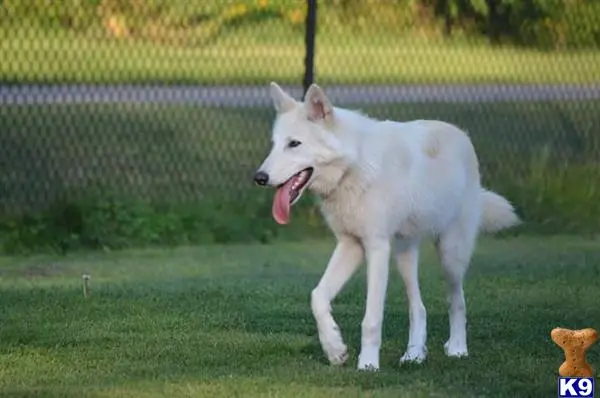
[288,140,302,148]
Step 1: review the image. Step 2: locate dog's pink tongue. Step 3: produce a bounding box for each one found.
[272,179,294,225]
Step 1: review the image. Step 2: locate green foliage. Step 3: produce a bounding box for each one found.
[321,0,417,33]
[0,0,306,46]
[560,2,600,49]
[0,192,327,255]
[447,0,600,48]
[2,0,599,48]
[0,0,101,30]
[1,101,599,255]
[4,153,600,254]
[0,102,326,255]
[320,0,600,48]
[490,160,600,237]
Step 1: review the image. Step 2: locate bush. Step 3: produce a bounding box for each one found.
[507,0,600,49]
[320,0,600,49]
[3,156,600,255]
[560,2,600,49]
[478,0,600,49]
[0,0,100,31]
[320,0,417,34]
[2,0,599,49]
[0,0,307,45]
[2,99,599,255]
[0,191,328,255]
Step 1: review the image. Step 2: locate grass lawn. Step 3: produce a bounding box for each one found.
[0,236,599,397]
[1,25,600,85]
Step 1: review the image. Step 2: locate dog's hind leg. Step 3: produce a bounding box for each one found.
[435,210,479,358]
[395,237,428,364]
[311,235,364,366]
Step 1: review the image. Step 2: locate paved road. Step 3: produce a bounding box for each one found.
[1,84,600,106]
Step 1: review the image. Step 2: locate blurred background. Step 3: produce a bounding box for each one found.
[1,0,599,254]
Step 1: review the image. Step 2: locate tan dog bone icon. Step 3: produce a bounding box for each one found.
[551,327,598,377]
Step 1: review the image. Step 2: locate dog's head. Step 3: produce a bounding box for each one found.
[254,82,348,225]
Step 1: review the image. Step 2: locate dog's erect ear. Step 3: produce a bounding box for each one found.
[270,82,296,113]
[304,83,333,123]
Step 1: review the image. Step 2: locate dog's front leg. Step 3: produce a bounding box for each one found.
[311,235,364,365]
[357,238,391,371]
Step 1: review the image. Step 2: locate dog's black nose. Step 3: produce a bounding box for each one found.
[253,171,269,186]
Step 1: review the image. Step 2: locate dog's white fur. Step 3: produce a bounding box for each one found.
[256,82,520,370]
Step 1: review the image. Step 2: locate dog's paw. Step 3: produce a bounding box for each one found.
[444,340,468,358]
[399,346,427,364]
[325,343,349,366]
[319,328,349,366]
[357,345,380,371]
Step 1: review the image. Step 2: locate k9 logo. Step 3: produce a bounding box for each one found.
[558,377,595,398]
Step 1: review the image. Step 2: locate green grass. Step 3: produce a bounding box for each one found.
[1,24,600,85]
[0,237,599,397]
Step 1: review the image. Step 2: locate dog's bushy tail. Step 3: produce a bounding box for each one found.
[479,189,521,233]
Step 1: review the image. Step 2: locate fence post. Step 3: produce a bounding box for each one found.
[302,0,317,99]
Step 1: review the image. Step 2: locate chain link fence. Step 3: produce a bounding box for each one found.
[1,1,599,247]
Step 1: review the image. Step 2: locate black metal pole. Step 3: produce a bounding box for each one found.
[302,0,317,100]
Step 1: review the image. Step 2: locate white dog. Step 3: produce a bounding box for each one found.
[254,82,520,371]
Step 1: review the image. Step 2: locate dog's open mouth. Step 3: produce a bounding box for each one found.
[272,167,314,225]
